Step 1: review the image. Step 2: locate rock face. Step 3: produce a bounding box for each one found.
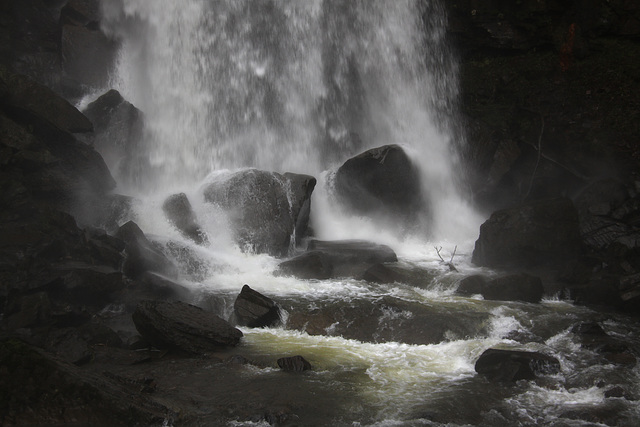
[132,301,243,354]
[475,348,561,382]
[203,169,316,257]
[233,285,281,328]
[82,89,145,188]
[472,198,582,269]
[333,144,426,229]
[277,240,398,280]
[162,193,207,245]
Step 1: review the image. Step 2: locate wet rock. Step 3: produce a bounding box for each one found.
[115,221,178,280]
[483,274,544,303]
[277,240,398,280]
[360,263,408,284]
[456,275,487,296]
[457,274,543,303]
[82,89,146,187]
[232,285,281,328]
[475,348,561,382]
[571,321,637,366]
[472,198,582,269]
[0,337,175,425]
[162,193,207,244]
[132,300,243,354]
[0,69,92,134]
[277,355,312,372]
[203,169,316,257]
[333,144,426,230]
[284,295,489,345]
[61,23,118,92]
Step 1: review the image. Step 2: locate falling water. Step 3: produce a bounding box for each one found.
[87,2,640,426]
[100,0,481,242]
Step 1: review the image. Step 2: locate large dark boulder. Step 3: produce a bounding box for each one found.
[114,221,177,280]
[162,193,207,245]
[333,144,426,229]
[472,198,582,269]
[132,300,243,354]
[277,240,398,280]
[232,285,281,328]
[475,348,561,382]
[483,274,544,303]
[203,169,316,257]
[0,70,93,133]
[82,89,146,187]
[61,22,118,93]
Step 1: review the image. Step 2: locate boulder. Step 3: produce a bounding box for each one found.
[472,198,582,269]
[132,300,243,354]
[0,70,93,133]
[82,89,146,187]
[284,295,489,345]
[61,23,118,92]
[483,274,544,303]
[161,193,207,244]
[333,144,426,229]
[456,275,487,296]
[277,240,398,280]
[475,348,561,382]
[572,322,637,366]
[203,169,316,257]
[115,221,177,280]
[232,285,281,328]
[277,355,312,372]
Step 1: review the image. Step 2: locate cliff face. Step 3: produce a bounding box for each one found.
[442,0,640,209]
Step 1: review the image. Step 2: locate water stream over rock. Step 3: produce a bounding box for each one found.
[63,0,640,425]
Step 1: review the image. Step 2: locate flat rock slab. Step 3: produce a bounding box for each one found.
[132,301,243,354]
[277,240,398,280]
[233,285,281,328]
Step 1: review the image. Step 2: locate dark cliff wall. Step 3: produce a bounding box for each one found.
[442,0,640,210]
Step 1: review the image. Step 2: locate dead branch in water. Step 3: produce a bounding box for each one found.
[435,246,458,272]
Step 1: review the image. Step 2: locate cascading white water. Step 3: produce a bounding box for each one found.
[100,0,482,243]
[91,3,640,426]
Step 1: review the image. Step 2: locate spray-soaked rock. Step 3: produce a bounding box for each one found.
[161,193,207,245]
[115,221,177,280]
[333,144,427,230]
[232,285,281,328]
[203,169,316,257]
[83,89,146,188]
[277,239,397,280]
[475,348,561,382]
[472,198,582,269]
[132,300,243,353]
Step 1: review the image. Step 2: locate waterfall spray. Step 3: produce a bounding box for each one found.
[100,0,481,243]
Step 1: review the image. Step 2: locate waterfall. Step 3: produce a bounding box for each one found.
[100,0,481,242]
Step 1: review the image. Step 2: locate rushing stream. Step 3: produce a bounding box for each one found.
[88,1,640,425]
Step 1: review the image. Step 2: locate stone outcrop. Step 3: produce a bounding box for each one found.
[132,300,243,354]
[232,285,281,328]
[203,169,316,257]
[333,144,426,230]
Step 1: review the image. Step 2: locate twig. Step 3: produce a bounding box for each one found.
[435,246,458,272]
